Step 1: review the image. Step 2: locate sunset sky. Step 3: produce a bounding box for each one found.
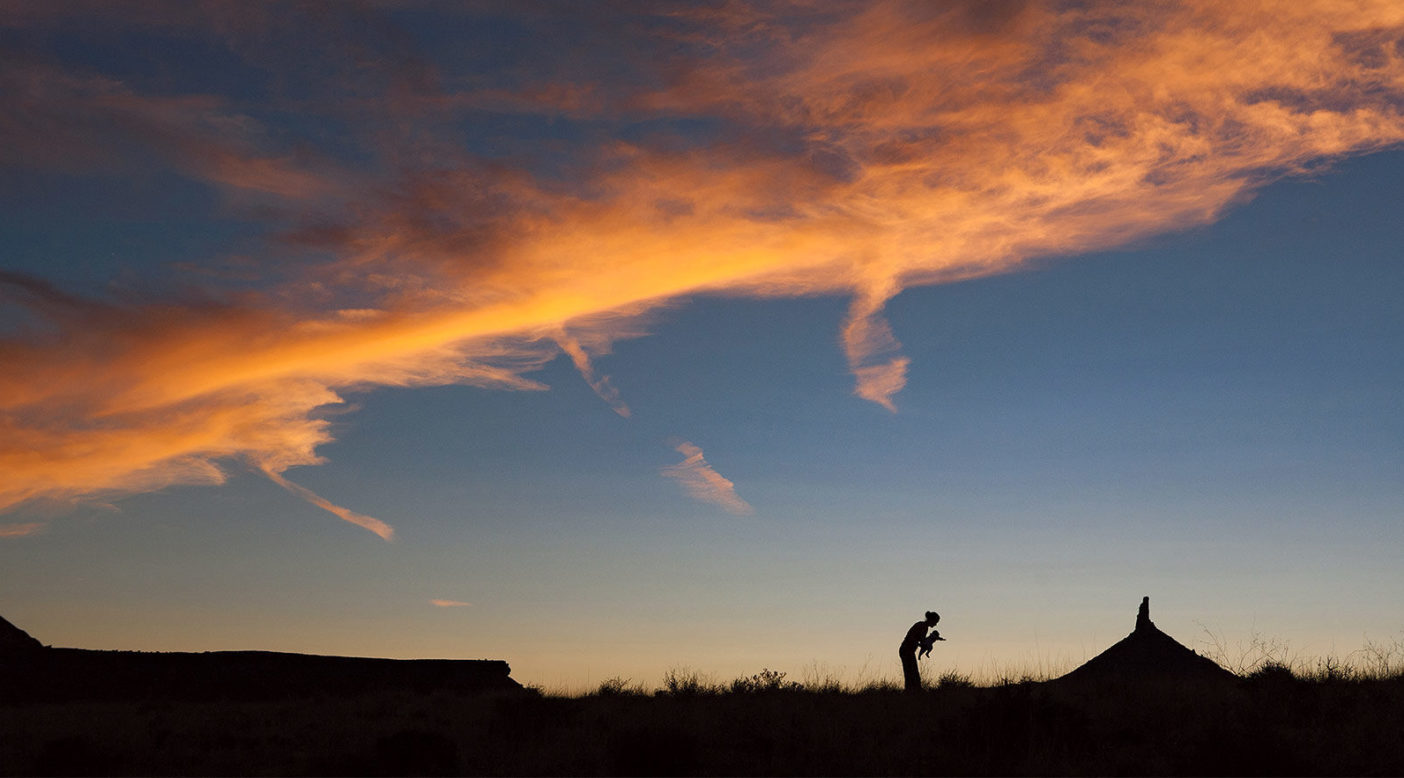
[3,1,1403,690]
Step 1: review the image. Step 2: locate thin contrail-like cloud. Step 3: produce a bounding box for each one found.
[2,2,1403,534]
[661,441,755,516]
[555,332,631,418]
[430,599,473,608]
[261,467,395,542]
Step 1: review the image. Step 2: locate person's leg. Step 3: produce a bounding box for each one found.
[901,650,920,691]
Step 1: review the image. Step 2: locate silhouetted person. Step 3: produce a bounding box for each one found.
[899,610,941,691]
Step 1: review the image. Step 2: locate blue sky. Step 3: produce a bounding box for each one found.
[2,2,1402,688]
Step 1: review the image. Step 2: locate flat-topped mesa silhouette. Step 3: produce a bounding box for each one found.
[1058,596,1234,684]
[0,613,525,703]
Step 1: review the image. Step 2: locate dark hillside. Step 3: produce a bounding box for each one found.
[4,674,1404,775]
[0,614,43,654]
[0,615,522,703]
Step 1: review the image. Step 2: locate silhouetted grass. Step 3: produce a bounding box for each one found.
[658,666,723,696]
[934,669,975,688]
[5,662,1404,775]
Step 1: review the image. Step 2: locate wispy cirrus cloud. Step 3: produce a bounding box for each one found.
[0,58,332,200]
[2,1,1403,535]
[661,441,754,516]
[0,522,46,539]
[430,599,472,608]
[554,332,631,418]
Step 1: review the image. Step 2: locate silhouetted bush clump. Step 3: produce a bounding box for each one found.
[728,668,803,694]
[592,676,646,697]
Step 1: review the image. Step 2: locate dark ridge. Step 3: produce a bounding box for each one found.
[1057,596,1235,684]
[0,613,44,655]
[0,614,524,702]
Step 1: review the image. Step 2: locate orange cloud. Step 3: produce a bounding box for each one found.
[430,599,472,608]
[3,1,1403,533]
[661,441,755,516]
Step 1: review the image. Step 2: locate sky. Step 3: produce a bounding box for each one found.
[2,1,1402,690]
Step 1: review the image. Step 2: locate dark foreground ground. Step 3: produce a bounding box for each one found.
[4,671,1404,776]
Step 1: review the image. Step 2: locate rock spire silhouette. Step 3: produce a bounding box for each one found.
[1059,597,1234,683]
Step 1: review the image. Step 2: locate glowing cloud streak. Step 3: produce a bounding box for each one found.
[260,467,395,542]
[430,599,473,608]
[661,441,755,516]
[555,333,631,418]
[2,1,1403,533]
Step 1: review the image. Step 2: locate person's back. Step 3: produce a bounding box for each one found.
[900,620,928,653]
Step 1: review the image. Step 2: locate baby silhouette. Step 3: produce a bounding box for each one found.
[917,629,945,659]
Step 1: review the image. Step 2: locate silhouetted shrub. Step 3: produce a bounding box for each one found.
[1307,655,1356,683]
[728,668,803,694]
[1353,635,1404,679]
[1248,661,1297,683]
[593,676,646,697]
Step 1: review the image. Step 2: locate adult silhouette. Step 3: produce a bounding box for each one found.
[899,610,941,691]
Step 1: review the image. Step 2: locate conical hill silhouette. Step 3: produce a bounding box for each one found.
[1058,597,1234,683]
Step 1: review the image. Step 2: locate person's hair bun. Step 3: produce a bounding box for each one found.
[925,610,940,621]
